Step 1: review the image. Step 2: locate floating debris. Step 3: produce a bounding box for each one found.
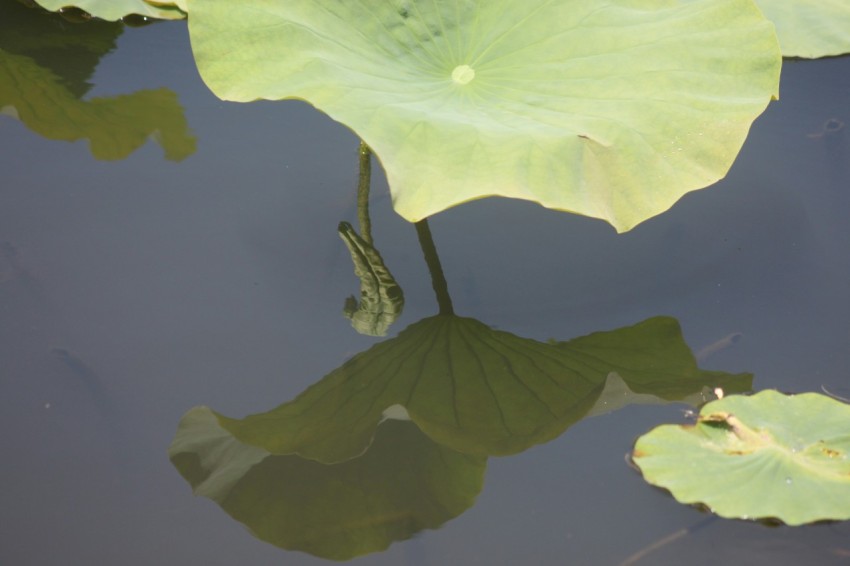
[807,118,845,139]
[696,332,743,362]
[0,241,24,284]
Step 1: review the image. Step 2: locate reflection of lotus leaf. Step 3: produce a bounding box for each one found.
[31,0,186,21]
[0,1,122,99]
[0,49,195,161]
[1,2,194,160]
[188,0,780,231]
[170,315,751,558]
[632,390,850,525]
[170,410,485,560]
[211,316,752,462]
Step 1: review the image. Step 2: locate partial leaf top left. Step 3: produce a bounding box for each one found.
[31,0,186,20]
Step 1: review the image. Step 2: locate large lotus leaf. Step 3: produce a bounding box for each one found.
[212,316,751,462]
[1,49,196,161]
[632,390,850,525]
[680,0,850,58]
[188,0,780,231]
[147,0,187,13]
[31,0,186,20]
[756,1,850,58]
[170,410,485,560]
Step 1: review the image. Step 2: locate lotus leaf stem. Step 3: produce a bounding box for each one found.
[357,140,373,245]
[414,219,454,316]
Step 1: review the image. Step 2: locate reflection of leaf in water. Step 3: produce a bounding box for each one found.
[338,221,404,337]
[554,319,750,402]
[0,0,122,98]
[170,316,750,559]
[586,372,715,418]
[211,316,752,463]
[170,410,484,560]
[0,49,196,161]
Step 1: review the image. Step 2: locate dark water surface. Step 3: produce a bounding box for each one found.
[1,9,849,566]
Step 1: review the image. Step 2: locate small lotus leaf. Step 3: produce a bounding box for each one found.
[632,390,850,525]
[188,0,780,231]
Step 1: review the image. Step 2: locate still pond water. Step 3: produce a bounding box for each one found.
[1,6,849,565]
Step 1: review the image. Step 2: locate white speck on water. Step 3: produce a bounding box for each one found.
[785,477,793,485]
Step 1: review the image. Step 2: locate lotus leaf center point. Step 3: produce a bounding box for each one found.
[452,65,475,85]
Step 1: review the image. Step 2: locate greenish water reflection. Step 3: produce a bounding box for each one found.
[170,202,751,559]
[0,1,195,160]
[168,133,752,560]
[3,5,848,565]
[169,310,751,560]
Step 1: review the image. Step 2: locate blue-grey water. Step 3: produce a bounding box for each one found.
[1,12,849,566]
